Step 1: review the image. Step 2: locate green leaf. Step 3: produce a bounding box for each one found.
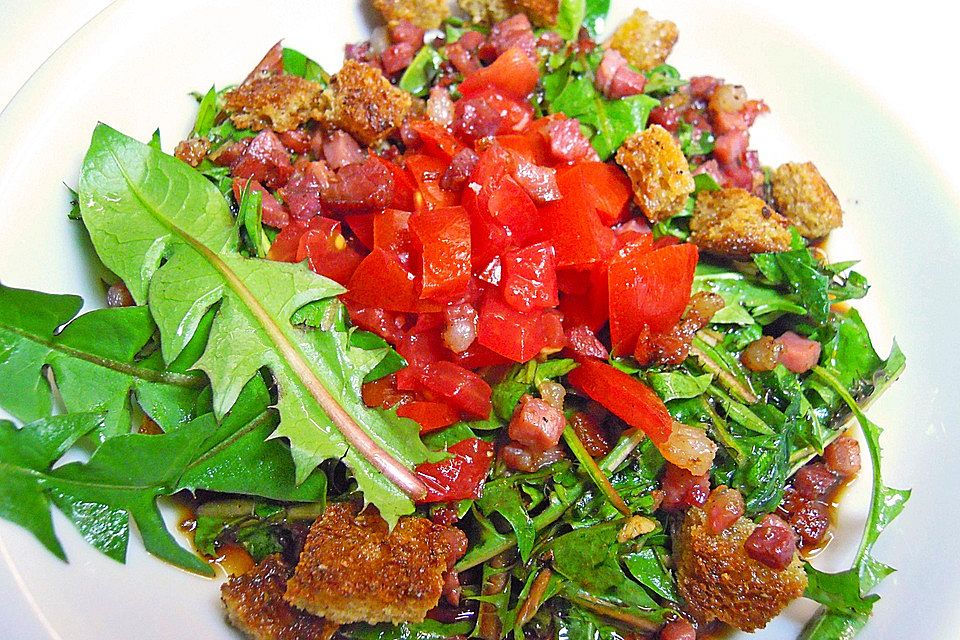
[477,480,536,562]
[550,76,658,160]
[0,413,101,560]
[237,184,269,259]
[399,47,443,97]
[693,262,807,326]
[622,546,679,602]
[191,86,218,138]
[582,0,611,37]
[555,0,587,40]
[646,371,712,402]
[550,522,660,610]
[282,47,328,84]
[78,124,432,526]
[0,284,206,439]
[341,619,474,640]
[803,564,878,617]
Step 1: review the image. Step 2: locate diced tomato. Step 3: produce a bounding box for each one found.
[267,220,309,262]
[415,438,495,503]
[406,119,464,161]
[233,178,289,228]
[345,248,442,313]
[539,169,616,268]
[509,395,565,450]
[455,89,533,141]
[374,208,415,268]
[343,301,406,344]
[343,214,376,249]
[377,156,418,212]
[395,327,448,390]
[459,47,539,100]
[557,264,609,332]
[541,309,566,353]
[501,242,559,312]
[567,359,674,444]
[495,133,550,166]
[477,290,547,363]
[418,360,492,419]
[361,376,412,409]
[486,176,544,246]
[410,205,472,302]
[295,217,364,285]
[608,242,698,355]
[453,343,512,369]
[397,400,461,433]
[558,163,633,226]
[406,154,460,210]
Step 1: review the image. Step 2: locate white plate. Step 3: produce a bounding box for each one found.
[0,1,958,638]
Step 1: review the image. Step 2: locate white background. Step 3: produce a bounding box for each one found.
[0,1,957,639]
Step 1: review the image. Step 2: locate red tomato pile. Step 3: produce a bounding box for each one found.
[251,46,700,499]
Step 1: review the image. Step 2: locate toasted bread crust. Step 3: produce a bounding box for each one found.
[225,75,327,133]
[511,0,559,26]
[675,509,807,632]
[616,125,695,222]
[457,0,513,23]
[771,162,843,239]
[372,0,450,29]
[285,502,467,625]
[609,9,679,71]
[221,555,338,640]
[690,187,792,256]
[326,60,413,147]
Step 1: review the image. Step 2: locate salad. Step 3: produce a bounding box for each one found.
[0,1,908,639]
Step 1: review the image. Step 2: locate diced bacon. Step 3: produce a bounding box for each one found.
[442,303,478,353]
[543,117,600,163]
[537,30,565,52]
[704,486,746,535]
[509,156,560,204]
[382,42,419,76]
[776,331,822,374]
[321,155,392,215]
[233,178,289,228]
[214,139,250,167]
[713,131,748,166]
[279,168,325,220]
[231,130,294,189]
[688,75,721,100]
[441,147,480,192]
[693,159,724,185]
[745,520,799,571]
[345,41,373,62]
[243,41,284,84]
[323,130,365,169]
[508,395,566,451]
[595,49,647,99]
[278,129,312,154]
[500,442,565,473]
[823,436,861,477]
[446,31,484,76]
[648,105,680,132]
[660,462,710,510]
[389,20,425,46]
[427,87,455,127]
[490,13,536,60]
[565,325,609,360]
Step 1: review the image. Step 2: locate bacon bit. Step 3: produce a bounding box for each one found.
[776,331,822,374]
[823,436,861,477]
[231,130,295,190]
[508,395,565,451]
[595,49,647,99]
[704,486,746,535]
[660,462,711,511]
[745,520,799,571]
[490,14,536,60]
[322,131,365,169]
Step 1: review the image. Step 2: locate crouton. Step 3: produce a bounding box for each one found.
[174,137,211,167]
[458,0,513,24]
[608,9,679,71]
[616,125,695,222]
[285,502,468,625]
[221,555,338,640]
[372,0,450,29]
[325,60,413,147]
[690,188,792,256]
[674,508,807,632]
[771,162,843,239]
[511,0,559,26]
[225,75,327,133]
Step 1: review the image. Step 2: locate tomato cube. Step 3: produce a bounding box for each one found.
[418,360,492,419]
[295,217,364,285]
[396,400,461,433]
[501,242,558,312]
[477,290,547,363]
[460,47,539,101]
[411,205,472,302]
[415,438,495,503]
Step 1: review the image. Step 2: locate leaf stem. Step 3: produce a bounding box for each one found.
[563,425,631,516]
